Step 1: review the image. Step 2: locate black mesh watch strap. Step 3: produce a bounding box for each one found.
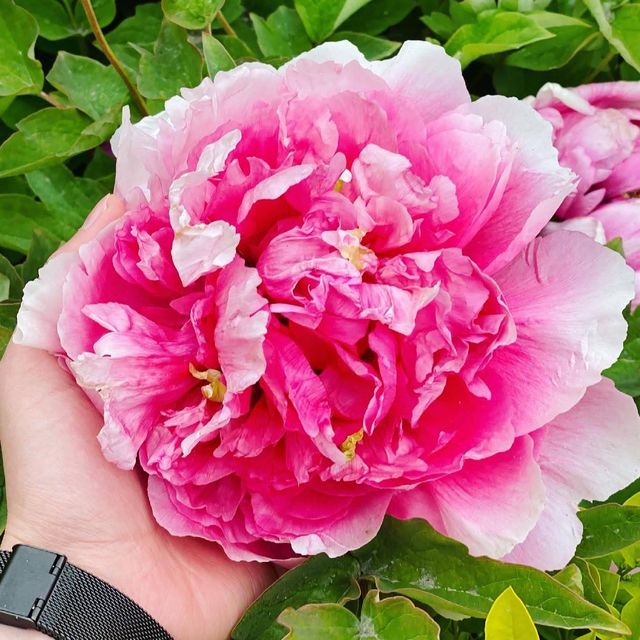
[0,545,173,639]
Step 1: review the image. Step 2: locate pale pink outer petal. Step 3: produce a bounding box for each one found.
[171,218,240,286]
[489,230,633,435]
[369,41,471,123]
[290,490,393,558]
[214,257,269,393]
[14,251,77,352]
[389,436,545,558]
[542,216,607,245]
[461,96,576,273]
[505,379,640,570]
[283,41,470,124]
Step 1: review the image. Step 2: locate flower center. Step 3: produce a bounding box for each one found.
[189,363,226,402]
[339,229,375,271]
[340,429,364,460]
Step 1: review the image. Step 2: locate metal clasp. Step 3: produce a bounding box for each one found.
[0,545,66,629]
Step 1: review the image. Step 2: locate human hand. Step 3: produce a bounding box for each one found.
[0,195,275,640]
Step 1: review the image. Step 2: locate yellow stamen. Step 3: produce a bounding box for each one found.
[339,229,373,271]
[189,363,226,402]
[340,429,364,461]
[624,189,640,199]
[334,179,345,193]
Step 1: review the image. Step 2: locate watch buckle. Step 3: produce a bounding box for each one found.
[0,545,66,629]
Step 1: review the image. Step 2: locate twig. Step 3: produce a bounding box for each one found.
[585,48,616,83]
[40,91,66,109]
[216,11,237,38]
[78,0,149,117]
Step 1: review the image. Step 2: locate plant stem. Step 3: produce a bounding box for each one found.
[40,91,66,109]
[78,0,149,117]
[216,10,237,38]
[585,48,616,83]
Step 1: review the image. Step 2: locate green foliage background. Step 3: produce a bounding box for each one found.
[0,0,639,637]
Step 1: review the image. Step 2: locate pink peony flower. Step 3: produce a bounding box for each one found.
[533,82,640,307]
[16,42,640,570]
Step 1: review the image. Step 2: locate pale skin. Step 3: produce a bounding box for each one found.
[0,195,276,639]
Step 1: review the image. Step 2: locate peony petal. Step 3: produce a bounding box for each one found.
[489,230,633,435]
[506,379,640,570]
[14,251,77,352]
[390,436,544,558]
[461,96,576,273]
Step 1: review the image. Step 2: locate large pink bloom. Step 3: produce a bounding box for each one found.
[533,82,640,307]
[16,42,640,569]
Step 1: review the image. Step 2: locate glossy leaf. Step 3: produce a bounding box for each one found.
[26,164,108,232]
[0,194,62,253]
[342,0,417,36]
[621,597,640,640]
[294,0,374,42]
[105,3,163,48]
[0,254,24,301]
[0,0,44,97]
[231,554,361,640]
[0,108,100,178]
[74,0,117,34]
[577,504,640,558]
[329,32,400,60]
[278,590,440,640]
[506,20,598,70]
[583,0,640,72]
[485,587,539,640]
[353,518,629,634]
[445,9,554,68]
[20,228,62,284]
[202,33,236,77]
[161,0,225,29]
[251,6,311,58]
[47,52,129,120]
[138,21,203,100]
[14,0,75,41]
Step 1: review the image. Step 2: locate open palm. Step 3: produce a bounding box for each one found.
[0,196,274,640]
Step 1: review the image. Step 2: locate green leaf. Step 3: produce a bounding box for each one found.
[595,568,619,605]
[14,0,75,41]
[218,34,258,61]
[445,9,554,68]
[26,164,108,232]
[161,0,224,29]
[572,558,610,611]
[605,337,640,397]
[105,3,163,47]
[0,0,44,97]
[621,597,640,640]
[0,108,100,178]
[0,194,59,253]
[485,587,539,640]
[74,0,116,34]
[422,11,456,39]
[47,52,129,120]
[0,302,19,356]
[353,518,629,634]
[232,554,361,640]
[577,504,640,559]
[138,21,204,100]
[342,0,417,36]
[294,0,375,42]
[0,254,24,300]
[202,33,236,76]
[329,32,400,60]
[583,0,640,72]
[0,274,9,303]
[554,564,584,595]
[251,7,311,58]
[278,590,440,640]
[506,20,598,70]
[20,228,62,284]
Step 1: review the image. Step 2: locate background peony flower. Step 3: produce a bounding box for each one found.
[16,42,640,570]
[533,82,640,308]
